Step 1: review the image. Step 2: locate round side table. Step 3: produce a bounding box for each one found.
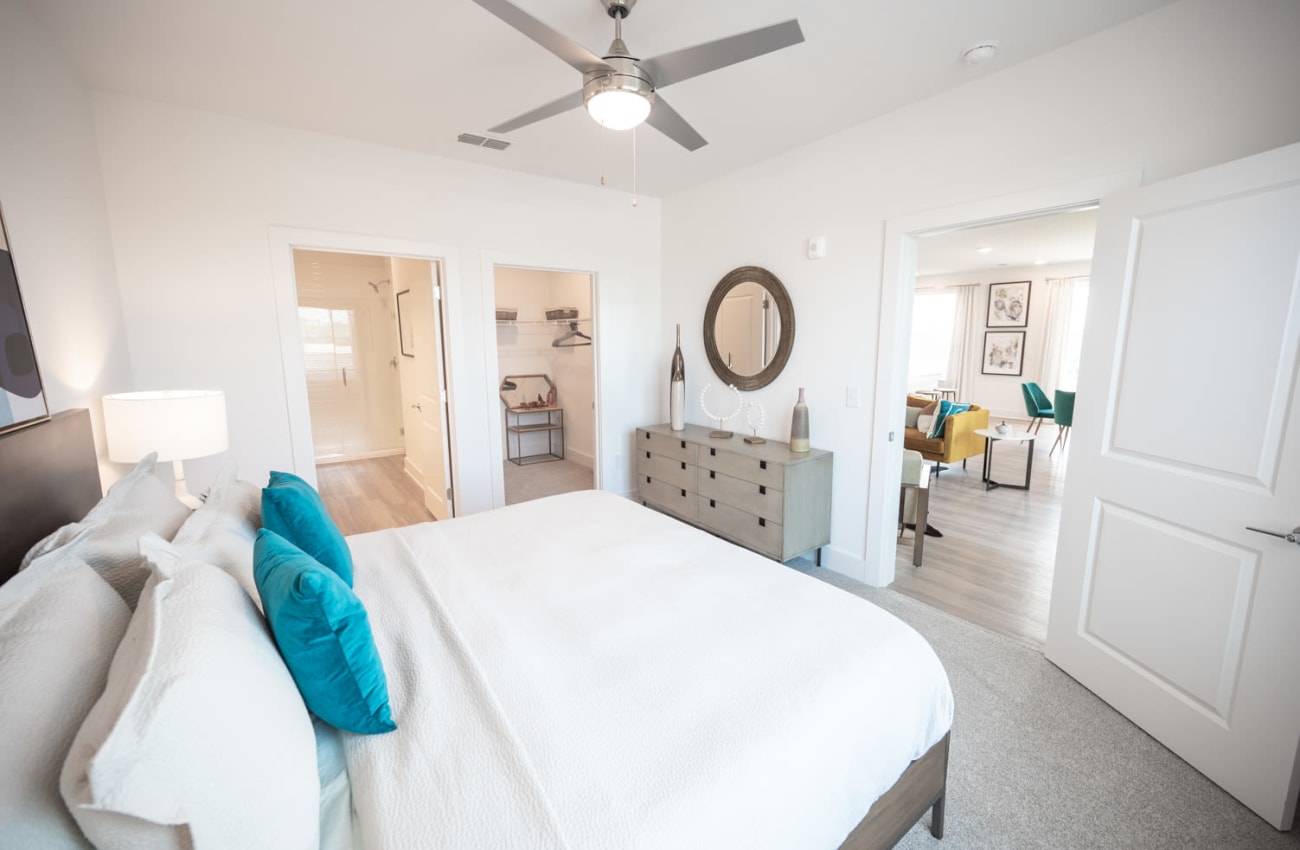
[974,428,1037,491]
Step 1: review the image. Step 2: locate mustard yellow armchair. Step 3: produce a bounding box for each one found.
[903,394,990,469]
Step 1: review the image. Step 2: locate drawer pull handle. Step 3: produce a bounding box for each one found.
[644,432,649,439]
[710,448,716,456]
[645,451,650,459]
[680,461,686,470]
[760,460,767,470]
[759,518,766,527]
[710,499,716,508]
[646,476,651,484]
[680,440,686,449]
[680,489,686,498]
[759,485,767,495]
[709,470,716,479]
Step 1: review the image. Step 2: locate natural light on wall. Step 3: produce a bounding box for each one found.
[909,290,958,389]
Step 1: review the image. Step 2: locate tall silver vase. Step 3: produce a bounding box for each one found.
[670,324,685,431]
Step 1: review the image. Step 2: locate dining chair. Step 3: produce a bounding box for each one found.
[1020,382,1054,434]
[1050,390,1075,456]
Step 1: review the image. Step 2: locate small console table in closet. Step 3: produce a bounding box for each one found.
[635,423,832,564]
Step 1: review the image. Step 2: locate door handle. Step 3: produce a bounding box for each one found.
[1246,526,1300,544]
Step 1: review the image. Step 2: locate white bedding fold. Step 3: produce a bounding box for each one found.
[343,490,953,850]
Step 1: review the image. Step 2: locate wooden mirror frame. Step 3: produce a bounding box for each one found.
[702,265,795,391]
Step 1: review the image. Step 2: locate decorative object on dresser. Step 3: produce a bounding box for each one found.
[789,387,810,452]
[699,381,742,439]
[499,374,564,465]
[636,423,832,564]
[743,401,766,445]
[702,265,795,391]
[0,204,49,435]
[669,323,685,431]
[101,390,230,508]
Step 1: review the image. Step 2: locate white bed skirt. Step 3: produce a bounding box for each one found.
[342,491,953,850]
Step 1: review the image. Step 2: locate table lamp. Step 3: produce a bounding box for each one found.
[102,390,229,508]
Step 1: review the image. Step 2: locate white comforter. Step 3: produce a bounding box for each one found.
[344,491,952,850]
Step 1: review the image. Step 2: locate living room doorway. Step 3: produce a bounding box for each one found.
[892,206,1098,648]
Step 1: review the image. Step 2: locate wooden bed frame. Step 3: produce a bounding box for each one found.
[0,409,102,584]
[0,407,949,849]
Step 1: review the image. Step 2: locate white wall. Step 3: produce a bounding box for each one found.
[493,267,595,467]
[916,260,1092,419]
[91,94,661,510]
[660,0,1300,583]
[0,0,134,485]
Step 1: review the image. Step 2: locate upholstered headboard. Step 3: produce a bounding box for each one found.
[0,409,102,583]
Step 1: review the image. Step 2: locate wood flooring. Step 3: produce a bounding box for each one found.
[893,426,1068,649]
[315,454,433,536]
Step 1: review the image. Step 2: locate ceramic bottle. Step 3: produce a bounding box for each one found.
[670,324,686,431]
[790,387,810,452]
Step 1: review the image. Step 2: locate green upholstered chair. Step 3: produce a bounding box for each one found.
[1021,382,1054,434]
[1051,390,1075,456]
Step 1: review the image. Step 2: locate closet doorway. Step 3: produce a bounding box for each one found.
[493,266,596,505]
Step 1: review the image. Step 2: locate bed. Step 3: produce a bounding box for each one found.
[0,409,953,850]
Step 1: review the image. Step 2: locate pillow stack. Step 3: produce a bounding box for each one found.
[927,399,972,439]
[258,471,395,735]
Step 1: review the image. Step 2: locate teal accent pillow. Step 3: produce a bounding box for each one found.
[253,529,396,735]
[927,400,971,439]
[262,471,353,586]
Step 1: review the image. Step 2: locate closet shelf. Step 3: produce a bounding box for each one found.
[496,317,591,326]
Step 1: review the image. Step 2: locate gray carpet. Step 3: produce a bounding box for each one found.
[502,458,593,505]
[793,564,1299,850]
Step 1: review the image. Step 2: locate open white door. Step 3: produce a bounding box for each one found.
[1046,142,1300,828]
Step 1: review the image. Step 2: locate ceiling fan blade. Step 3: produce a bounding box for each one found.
[645,96,707,152]
[488,89,585,134]
[470,0,611,74]
[640,19,804,89]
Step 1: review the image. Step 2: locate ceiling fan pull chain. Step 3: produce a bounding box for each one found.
[600,126,607,186]
[631,126,638,207]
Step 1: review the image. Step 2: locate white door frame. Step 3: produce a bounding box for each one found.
[480,250,602,509]
[268,226,462,517]
[866,171,1141,587]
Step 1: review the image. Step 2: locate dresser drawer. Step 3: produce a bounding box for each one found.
[636,450,697,491]
[637,475,699,522]
[698,444,785,490]
[698,498,783,559]
[698,467,783,521]
[637,429,698,464]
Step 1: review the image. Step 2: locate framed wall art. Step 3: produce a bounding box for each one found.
[396,289,415,357]
[987,281,1030,328]
[982,331,1026,376]
[0,205,49,435]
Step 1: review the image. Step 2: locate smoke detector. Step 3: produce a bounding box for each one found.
[962,41,999,65]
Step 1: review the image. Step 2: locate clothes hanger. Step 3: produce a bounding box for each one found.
[552,321,591,348]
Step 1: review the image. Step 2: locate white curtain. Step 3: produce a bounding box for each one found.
[1039,276,1089,394]
[945,284,979,400]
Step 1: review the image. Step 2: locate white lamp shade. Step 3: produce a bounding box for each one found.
[102,390,229,463]
[586,90,651,131]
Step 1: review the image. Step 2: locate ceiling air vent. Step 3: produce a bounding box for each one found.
[458,133,511,151]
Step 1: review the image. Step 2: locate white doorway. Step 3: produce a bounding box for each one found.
[892,209,1097,646]
[492,266,597,505]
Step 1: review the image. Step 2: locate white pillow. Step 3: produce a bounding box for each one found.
[60,537,319,850]
[21,453,191,607]
[171,473,262,610]
[0,552,132,849]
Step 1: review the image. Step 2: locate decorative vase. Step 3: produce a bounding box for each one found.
[790,387,810,453]
[669,324,685,431]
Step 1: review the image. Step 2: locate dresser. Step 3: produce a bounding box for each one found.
[635,423,833,563]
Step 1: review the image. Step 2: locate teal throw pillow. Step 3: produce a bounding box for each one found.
[927,400,971,439]
[262,471,353,586]
[253,528,396,735]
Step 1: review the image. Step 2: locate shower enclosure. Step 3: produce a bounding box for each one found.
[294,250,404,462]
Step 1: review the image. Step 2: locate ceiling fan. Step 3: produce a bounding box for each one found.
[471,0,804,151]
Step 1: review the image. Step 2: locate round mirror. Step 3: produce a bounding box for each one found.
[703,266,794,391]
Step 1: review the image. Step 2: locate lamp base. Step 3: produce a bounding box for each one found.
[171,459,203,509]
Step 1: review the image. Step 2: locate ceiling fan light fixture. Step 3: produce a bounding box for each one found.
[583,56,655,131]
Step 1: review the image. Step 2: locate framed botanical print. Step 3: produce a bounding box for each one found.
[987,281,1030,327]
[982,331,1026,376]
[0,205,49,435]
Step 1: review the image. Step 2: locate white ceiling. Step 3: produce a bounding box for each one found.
[24,0,1177,197]
[917,207,1098,277]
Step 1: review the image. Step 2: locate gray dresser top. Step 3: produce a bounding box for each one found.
[641,423,832,465]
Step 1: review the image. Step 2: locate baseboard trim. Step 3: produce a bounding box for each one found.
[315,448,405,465]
